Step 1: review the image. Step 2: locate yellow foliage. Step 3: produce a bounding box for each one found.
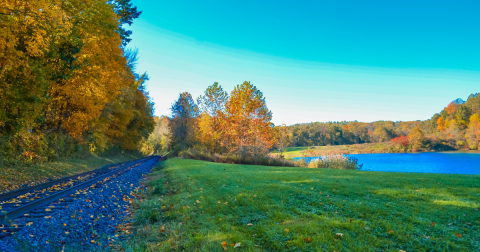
[197,112,214,150]
[436,117,445,132]
[408,126,425,151]
[466,114,480,150]
[0,0,74,132]
[47,2,129,139]
[0,0,155,159]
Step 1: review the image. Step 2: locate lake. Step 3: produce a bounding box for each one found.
[294,152,480,175]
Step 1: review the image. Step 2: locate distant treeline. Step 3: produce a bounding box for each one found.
[0,0,154,164]
[285,94,480,152]
[164,86,480,157]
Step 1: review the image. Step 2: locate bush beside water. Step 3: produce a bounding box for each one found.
[304,154,363,170]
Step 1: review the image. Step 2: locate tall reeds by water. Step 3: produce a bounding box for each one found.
[301,154,362,170]
[179,148,362,170]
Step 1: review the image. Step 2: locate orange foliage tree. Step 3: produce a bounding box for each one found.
[223,81,274,156]
[465,114,480,150]
[273,124,290,155]
[0,0,154,162]
[47,1,130,139]
[437,117,445,132]
[196,82,228,152]
[390,136,409,147]
[445,102,459,116]
[408,126,426,151]
[0,0,73,134]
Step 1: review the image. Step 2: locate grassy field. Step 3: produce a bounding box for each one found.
[272,144,480,159]
[124,158,480,251]
[272,144,396,159]
[0,152,143,194]
[271,147,311,158]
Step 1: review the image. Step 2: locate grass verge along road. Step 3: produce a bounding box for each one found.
[0,152,143,194]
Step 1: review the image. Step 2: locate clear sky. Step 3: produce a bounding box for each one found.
[126,0,480,125]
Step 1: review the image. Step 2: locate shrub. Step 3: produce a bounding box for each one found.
[295,158,307,167]
[391,136,409,147]
[302,154,362,170]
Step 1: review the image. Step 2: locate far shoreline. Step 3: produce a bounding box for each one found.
[273,145,480,159]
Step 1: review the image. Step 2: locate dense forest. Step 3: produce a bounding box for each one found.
[0,0,155,164]
[285,94,480,152]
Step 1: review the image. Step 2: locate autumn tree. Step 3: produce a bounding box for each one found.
[464,93,480,114]
[437,117,445,132]
[445,101,459,117]
[46,0,132,139]
[373,126,394,142]
[273,124,290,156]
[118,81,155,150]
[0,0,154,163]
[197,112,214,151]
[408,126,426,151]
[350,123,369,143]
[455,105,471,128]
[0,0,74,135]
[465,114,480,150]
[169,92,199,151]
[391,136,409,147]
[390,135,409,152]
[141,116,170,154]
[446,119,462,139]
[197,82,228,152]
[327,124,343,145]
[223,81,274,157]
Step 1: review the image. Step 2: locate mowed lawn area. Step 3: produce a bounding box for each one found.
[271,147,310,158]
[125,158,480,251]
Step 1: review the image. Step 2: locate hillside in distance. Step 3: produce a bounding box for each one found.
[282,93,480,153]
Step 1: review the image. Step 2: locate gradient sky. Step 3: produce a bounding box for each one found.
[127,0,480,125]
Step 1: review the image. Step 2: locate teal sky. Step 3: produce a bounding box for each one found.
[127,0,480,125]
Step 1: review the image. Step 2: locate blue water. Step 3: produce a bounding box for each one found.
[294,152,480,175]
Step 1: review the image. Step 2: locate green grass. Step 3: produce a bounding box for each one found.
[271,147,310,157]
[0,152,143,194]
[124,158,480,251]
[272,143,408,158]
